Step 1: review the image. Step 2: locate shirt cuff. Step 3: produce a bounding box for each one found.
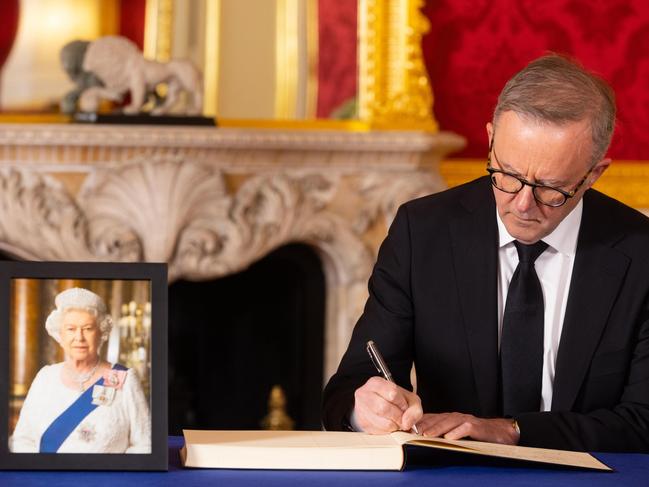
[347,409,364,432]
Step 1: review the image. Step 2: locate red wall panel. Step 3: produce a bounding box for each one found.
[0,0,19,70]
[119,0,146,50]
[316,0,357,118]
[422,0,649,159]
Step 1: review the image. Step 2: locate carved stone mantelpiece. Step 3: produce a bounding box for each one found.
[0,124,465,379]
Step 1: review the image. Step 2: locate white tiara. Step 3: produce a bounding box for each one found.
[55,287,106,313]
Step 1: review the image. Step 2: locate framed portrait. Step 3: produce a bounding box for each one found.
[0,261,167,471]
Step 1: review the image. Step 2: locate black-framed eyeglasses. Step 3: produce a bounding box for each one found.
[486,133,593,208]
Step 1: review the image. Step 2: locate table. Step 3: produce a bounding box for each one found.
[1,436,648,487]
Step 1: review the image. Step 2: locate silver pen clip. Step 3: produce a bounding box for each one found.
[366,340,393,382]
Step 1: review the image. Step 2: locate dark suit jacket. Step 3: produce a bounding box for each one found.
[322,176,649,452]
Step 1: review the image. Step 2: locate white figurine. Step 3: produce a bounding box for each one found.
[77,35,203,115]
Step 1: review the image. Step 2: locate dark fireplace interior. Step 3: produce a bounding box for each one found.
[168,243,326,435]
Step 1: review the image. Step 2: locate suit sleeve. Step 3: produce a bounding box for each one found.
[516,300,649,452]
[322,205,416,430]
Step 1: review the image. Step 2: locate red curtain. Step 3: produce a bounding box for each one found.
[0,0,19,70]
[316,0,357,118]
[422,0,649,160]
[119,0,146,49]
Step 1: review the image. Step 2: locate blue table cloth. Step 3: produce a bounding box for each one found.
[1,436,648,487]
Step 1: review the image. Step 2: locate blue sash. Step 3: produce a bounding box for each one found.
[40,363,127,453]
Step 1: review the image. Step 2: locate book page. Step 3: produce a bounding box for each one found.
[184,429,400,448]
[390,432,610,471]
[391,431,477,452]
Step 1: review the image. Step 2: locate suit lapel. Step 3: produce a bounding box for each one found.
[551,191,630,411]
[449,179,500,416]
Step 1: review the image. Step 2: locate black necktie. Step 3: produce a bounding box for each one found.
[501,240,548,416]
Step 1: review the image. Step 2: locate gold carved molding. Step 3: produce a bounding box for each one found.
[358,0,437,130]
[440,159,649,210]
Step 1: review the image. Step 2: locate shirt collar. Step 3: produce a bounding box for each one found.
[496,199,583,256]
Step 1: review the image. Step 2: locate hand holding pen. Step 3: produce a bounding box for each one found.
[350,340,422,435]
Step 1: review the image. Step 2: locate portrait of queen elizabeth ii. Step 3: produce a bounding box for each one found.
[9,287,151,454]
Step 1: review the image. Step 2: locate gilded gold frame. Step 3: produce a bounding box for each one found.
[144,0,437,129]
[358,0,437,130]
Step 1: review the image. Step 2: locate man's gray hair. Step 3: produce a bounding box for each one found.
[493,54,616,163]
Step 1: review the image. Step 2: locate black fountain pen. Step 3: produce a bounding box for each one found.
[366,340,420,435]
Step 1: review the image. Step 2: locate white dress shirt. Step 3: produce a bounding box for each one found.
[350,200,584,429]
[496,200,583,411]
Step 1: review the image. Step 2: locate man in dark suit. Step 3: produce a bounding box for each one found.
[322,54,649,452]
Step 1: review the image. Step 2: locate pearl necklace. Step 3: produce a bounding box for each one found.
[65,359,100,392]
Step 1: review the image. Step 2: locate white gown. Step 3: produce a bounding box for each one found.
[10,363,151,453]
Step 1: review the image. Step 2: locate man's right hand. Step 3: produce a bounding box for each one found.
[352,376,423,434]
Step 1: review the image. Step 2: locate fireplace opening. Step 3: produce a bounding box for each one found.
[168,243,326,434]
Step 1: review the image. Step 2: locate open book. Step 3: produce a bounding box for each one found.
[180,430,610,471]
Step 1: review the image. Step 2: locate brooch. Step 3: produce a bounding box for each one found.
[102,369,127,390]
[92,384,116,406]
[77,422,97,443]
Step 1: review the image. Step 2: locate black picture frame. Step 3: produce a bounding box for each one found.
[0,261,167,471]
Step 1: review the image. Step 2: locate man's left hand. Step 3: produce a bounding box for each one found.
[415,413,520,445]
